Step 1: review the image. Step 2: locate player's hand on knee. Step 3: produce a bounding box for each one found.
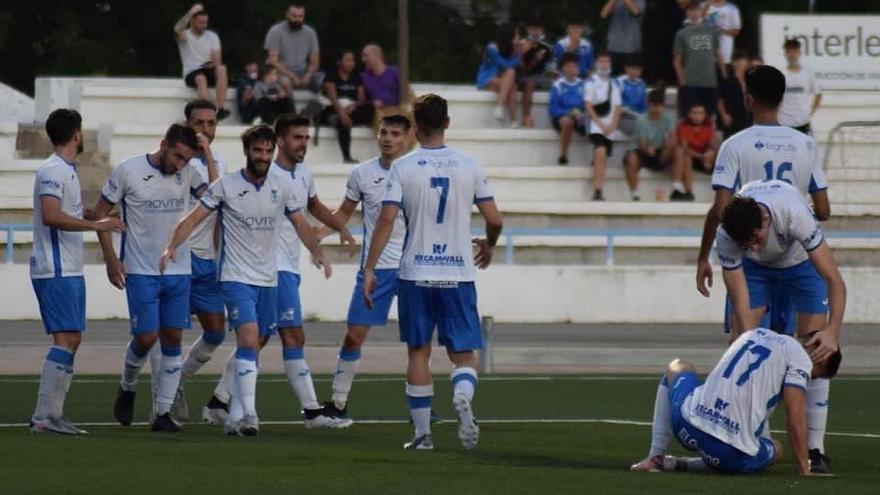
[806,329,839,364]
[696,258,713,297]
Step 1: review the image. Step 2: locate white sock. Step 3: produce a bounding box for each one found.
[406,382,434,436]
[649,375,673,458]
[121,340,149,392]
[155,346,182,416]
[672,181,686,193]
[283,347,320,410]
[33,346,73,420]
[234,348,258,417]
[60,358,74,418]
[807,378,830,452]
[214,350,236,404]
[182,330,225,379]
[226,367,244,425]
[331,347,361,409]
[451,367,477,402]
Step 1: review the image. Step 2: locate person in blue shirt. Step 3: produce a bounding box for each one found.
[548,53,586,166]
[618,56,647,115]
[553,20,595,78]
[475,24,520,126]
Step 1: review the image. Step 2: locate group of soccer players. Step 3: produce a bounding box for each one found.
[28,93,502,451]
[28,64,848,474]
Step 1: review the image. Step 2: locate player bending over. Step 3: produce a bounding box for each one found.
[364,94,503,450]
[631,328,841,475]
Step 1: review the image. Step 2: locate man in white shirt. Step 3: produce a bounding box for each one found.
[584,51,623,201]
[364,94,503,451]
[175,3,230,120]
[28,109,125,435]
[93,124,206,433]
[779,39,822,135]
[630,328,840,476]
[702,0,741,65]
[318,114,410,423]
[161,125,331,436]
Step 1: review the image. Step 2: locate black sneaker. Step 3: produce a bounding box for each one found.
[557,156,569,166]
[809,449,832,474]
[592,190,605,201]
[683,191,695,201]
[151,413,182,433]
[343,156,359,164]
[321,401,349,420]
[217,108,231,121]
[669,190,689,201]
[114,386,136,426]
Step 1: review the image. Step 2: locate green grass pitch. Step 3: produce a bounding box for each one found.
[0,375,878,494]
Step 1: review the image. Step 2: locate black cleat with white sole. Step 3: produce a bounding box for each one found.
[113,386,136,426]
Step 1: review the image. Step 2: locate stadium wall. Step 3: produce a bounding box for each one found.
[1,264,877,324]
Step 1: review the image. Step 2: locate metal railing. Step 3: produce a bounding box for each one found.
[2,224,31,264]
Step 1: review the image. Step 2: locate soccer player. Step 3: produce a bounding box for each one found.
[630,327,841,475]
[28,109,125,435]
[364,94,503,450]
[317,114,410,422]
[694,65,835,472]
[94,124,206,433]
[717,181,846,472]
[161,125,331,436]
[167,99,225,422]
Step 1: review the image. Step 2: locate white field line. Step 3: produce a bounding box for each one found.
[1,418,878,439]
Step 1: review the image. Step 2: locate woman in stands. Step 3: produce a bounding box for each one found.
[475,24,521,127]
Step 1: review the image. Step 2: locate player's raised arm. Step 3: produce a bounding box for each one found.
[160,202,212,274]
[308,195,356,250]
[315,198,358,242]
[288,209,332,279]
[783,384,811,476]
[41,196,124,233]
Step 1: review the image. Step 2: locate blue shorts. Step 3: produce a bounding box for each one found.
[220,282,278,337]
[277,271,303,329]
[125,274,191,334]
[190,255,224,314]
[724,259,827,335]
[347,269,398,327]
[397,280,482,352]
[32,276,86,334]
[669,371,777,474]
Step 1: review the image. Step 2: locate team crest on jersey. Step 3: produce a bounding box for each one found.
[175,172,182,185]
[270,189,278,202]
[754,141,765,150]
[417,159,427,166]
[142,174,154,182]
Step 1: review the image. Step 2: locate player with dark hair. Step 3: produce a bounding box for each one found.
[317,114,411,423]
[28,109,125,435]
[161,125,331,436]
[364,94,503,450]
[93,123,206,433]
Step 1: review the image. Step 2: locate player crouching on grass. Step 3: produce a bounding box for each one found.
[631,328,841,476]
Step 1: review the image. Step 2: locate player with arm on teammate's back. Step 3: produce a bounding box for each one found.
[363,94,503,450]
[631,328,841,476]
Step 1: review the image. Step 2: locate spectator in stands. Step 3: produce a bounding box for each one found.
[584,52,623,201]
[237,60,260,124]
[600,0,646,76]
[617,56,647,138]
[673,0,726,117]
[702,0,741,66]
[717,50,751,138]
[362,44,411,112]
[554,20,595,79]
[175,4,230,120]
[476,24,521,127]
[625,88,677,201]
[549,53,587,166]
[644,0,687,86]
[264,4,324,94]
[517,21,555,128]
[252,65,296,125]
[324,50,374,163]
[779,38,822,135]
[672,102,717,200]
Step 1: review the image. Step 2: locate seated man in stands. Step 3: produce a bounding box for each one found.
[624,88,676,201]
[324,50,374,163]
[175,3,230,120]
[264,4,324,94]
[361,44,411,113]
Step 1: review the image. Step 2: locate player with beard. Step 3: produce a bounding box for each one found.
[94,124,206,433]
[161,125,331,436]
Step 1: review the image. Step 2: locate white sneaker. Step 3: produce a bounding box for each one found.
[170,386,189,422]
[404,433,434,450]
[224,414,259,436]
[29,416,86,435]
[492,106,504,123]
[303,411,352,429]
[453,394,479,450]
[202,405,228,426]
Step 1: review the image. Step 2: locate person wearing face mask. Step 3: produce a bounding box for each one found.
[264,4,324,94]
[778,39,822,136]
[237,61,261,124]
[92,124,208,434]
[584,52,623,201]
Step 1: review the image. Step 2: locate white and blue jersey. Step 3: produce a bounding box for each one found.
[200,169,301,287]
[617,76,647,114]
[30,154,84,279]
[101,154,207,276]
[270,161,315,275]
[548,77,586,118]
[680,329,812,458]
[553,37,595,77]
[712,124,827,199]
[188,149,225,260]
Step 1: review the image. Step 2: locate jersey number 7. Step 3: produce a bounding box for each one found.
[430,177,450,224]
[722,340,772,386]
